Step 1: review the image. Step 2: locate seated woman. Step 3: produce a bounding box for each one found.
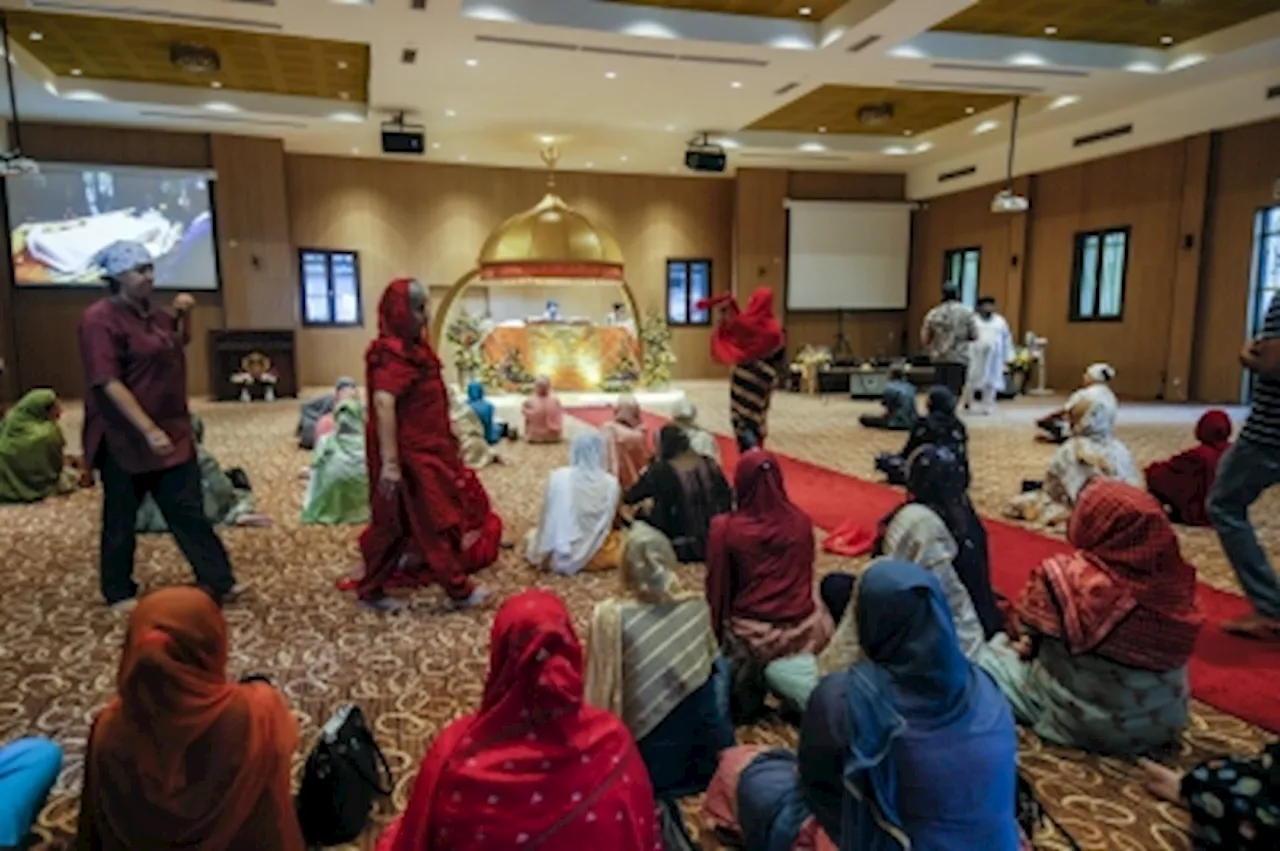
[77,587,305,850]
[874,385,968,486]
[525,432,622,575]
[981,480,1204,755]
[302,398,370,526]
[297,377,356,450]
[466,381,505,445]
[625,425,732,563]
[858,364,918,431]
[586,521,734,802]
[522,376,564,443]
[601,395,649,492]
[1005,385,1139,527]
[448,384,498,469]
[1139,748,1279,850]
[704,561,1020,851]
[136,416,268,532]
[0,736,62,850]
[376,590,659,851]
[0,388,80,504]
[1146,408,1232,526]
[312,377,359,447]
[671,398,721,463]
[706,450,831,719]
[1036,362,1116,443]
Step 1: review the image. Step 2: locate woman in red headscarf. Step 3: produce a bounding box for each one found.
[706,450,832,719]
[699,288,786,447]
[1145,409,1233,526]
[376,589,660,851]
[352,278,493,611]
[76,587,304,850]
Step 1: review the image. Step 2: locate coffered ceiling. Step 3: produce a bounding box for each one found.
[747,85,1014,136]
[603,0,845,20]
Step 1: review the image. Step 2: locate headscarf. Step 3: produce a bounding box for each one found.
[303,398,370,526]
[1018,480,1204,671]
[601,396,648,492]
[585,522,718,740]
[672,398,698,427]
[368,278,432,369]
[81,588,302,851]
[1085,362,1115,384]
[466,381,499,444]
[706,450,815,632]
[926,385,955,417]
[94,239,153,278]
[522,376,564,442]
[1195,409,1231,447]
[839,560,978,851]
[384,590,658,851]
[671,399,721,462]
[0,388,67,503]
[614,395,642,428]
[335,376,357,394]
[526,432,621,576]
[699,287,785,366]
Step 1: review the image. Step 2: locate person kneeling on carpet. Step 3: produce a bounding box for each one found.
[135,416,270,532]
[859,364,918,432]
[1146,409,1232,527]
[525,432,622,575]
[297,377,357,450]
[624,425,731,563]
[302,398,370,526]
[448,384,501,469]
[601,395,649,492]
[1035,362,1116,444]
[980,480,1203,755]
[874,385,968,486]
[522,376,563,444]
[0,388,83,504]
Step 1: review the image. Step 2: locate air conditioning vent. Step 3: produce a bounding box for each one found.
[30,0,282,29]
[774,81,800,96]
[139,110,307,129]
[1073,123,1134,148]
[1268,83,1280,100]
[930,61,1089,79]
[411,0,426,8]
[678,53,768,67]
[581,45,677,61]
[938,165,977,183]
[847,34,881,53]
[739,152,849,162]
[896,78,1041,94]
[401,48,418,64]
[474,34,578,52]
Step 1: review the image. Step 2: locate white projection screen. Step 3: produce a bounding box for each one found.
[785,200,913,311]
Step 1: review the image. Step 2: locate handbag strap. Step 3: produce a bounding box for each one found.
[343,724,394,797]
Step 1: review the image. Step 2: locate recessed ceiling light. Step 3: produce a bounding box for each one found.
[882,145,910,156]
[431,141,441,149]
[351,147,359,154]
[903,130,913,136]
[337,60,348,70]
[538,134,555,144]
[459,154,468,162]
[1160,34,1174,45]
[338,91,350,100]
[799,6,812,15]
[29,31,42,41]
[210,80,222,88]
[203,101,241,113]
[730,81,742,89]
[1044,25,1058,35]
[798,141,827,153]
[605,71,617,79]
[465,58,478,67]
[445,108,456,117]
[328,111,364,123]
[1047,94,1080,110]
[664,123,676,132]
[973,120,999,135]
[817,125,827,133]
[620,154,629,162]
[668,166,677,173]
[70,68,82,76]
[913,141,933,153]
[964,105,975,114]
[585,161,594,168]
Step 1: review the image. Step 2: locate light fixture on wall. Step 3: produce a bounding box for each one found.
[991,98,1029,213]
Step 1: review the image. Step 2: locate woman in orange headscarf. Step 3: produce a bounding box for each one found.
[76,587,303,850]
[352,278,493,611]
[377,589,660,851]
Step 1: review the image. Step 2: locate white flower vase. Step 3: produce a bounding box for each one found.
[239,387,251,403]
[265,386,276,403]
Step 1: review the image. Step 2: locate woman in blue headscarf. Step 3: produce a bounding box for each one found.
[703,560,1021,851]
[466,381,502,445]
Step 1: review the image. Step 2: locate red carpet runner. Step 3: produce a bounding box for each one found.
[569,405,1280,733]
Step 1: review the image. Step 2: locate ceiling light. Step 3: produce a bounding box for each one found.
[605,71,617,79]
[351,147,359,154]
[620,154,628,162]
[668,166,677,173]
[903,130,913,136]
[538,134,555,144]
[445,108,456,117]
[328,111,364,123]
[799,6,812,15]
[339,91,350,100]
[1124,60,1161,74]
[431,141,441,149]
[1008,52,1047,67]
[63,90,107,102]
[664,123,676,132]
[817,125,827,133]
[585,161,594,168]
[965,106,975,115]
[337,60,348,70]
[717,138,741,149]
[973,120,999,135]
[1047,94,1079,110]
[29,31,43,41]
[1167,53,1206,72]
[887,45,926,59]
[70,68,82,76]
[43,81,58,95]
[798,141,827,152]
[465,58,478,67]
[913,141,933,153]
[622,21,678,39]
[1160,34,1174,46]
[1044,25,1058,35]
[730,81,742,89]
[210,80,222,89]
[882,145,910,156]
[459,154,468,162]
[203,101,241,113]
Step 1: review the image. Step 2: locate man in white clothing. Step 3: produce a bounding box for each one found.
[965,296,1013,414]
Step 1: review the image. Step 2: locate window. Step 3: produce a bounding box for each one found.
[1071,227,1129,321]
[1250,206,1280,338]
[666,259,712,326]
[299,249,363,327]
[942,247,981,307]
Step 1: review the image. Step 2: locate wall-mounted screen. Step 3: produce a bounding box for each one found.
[7,163,219,289]
[785,200,912,311]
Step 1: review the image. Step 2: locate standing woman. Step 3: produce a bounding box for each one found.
[698,288,786,447]
[78,240,242,612]
[353,278,492,612]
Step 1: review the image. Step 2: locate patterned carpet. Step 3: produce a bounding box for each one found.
[4,382,1276,850]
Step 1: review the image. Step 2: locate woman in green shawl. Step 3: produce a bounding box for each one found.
[135,416,265,532]
[302,398,370,525]
[0,388,79,503]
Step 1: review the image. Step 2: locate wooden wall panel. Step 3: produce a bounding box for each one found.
[1194,118,1280,403]
[16,122,211,168]
[786,170,904,201]
[1162,133,1212,403]
[286,155,735,384]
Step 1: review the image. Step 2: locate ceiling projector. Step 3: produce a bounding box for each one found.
[991,188,1029,214]
[0,155,39,177]
[685,133,727,173]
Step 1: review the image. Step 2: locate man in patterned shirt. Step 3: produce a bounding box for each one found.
[1209,293,1280,640]
[921,282,978,397]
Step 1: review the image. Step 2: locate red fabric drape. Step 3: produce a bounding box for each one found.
[698,288,784,366]
[78,588,303,851]
[706,450,816,634]
[1018,480,1203,672]
[1144,409,1232,527]
[379,590,659,851]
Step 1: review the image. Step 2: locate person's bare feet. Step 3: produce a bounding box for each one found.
[1138,758,1184,805]
[1222,611,1280,641]
[450,586,496,610]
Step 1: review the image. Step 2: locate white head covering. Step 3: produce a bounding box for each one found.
[1085,362,1116,385]
[671,398,698,426]
[94,240,154,279]
[525,432,621,576]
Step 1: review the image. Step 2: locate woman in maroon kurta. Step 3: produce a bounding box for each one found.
[1145,409,1233,526]
[353,279,493,611]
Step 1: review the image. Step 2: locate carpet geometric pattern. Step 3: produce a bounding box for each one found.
[2,383,1275,850]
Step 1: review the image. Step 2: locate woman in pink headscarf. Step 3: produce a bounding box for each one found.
[600,395,649,492]
[522,376,564,444]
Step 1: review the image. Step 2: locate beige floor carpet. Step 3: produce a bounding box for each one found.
[3,383,1276,850]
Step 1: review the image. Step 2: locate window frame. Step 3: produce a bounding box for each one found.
[665,258,713,327]
[298,247,364,328]
[1249,205,1280,339]
[942,246,982,308]
[1069,225,1130,323]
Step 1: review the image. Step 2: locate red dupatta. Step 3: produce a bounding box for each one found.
[380,590,659,851]
[698,288,784,366]
[1018,480,1203,672]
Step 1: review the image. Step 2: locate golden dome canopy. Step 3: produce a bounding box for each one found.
[477,154,624,285]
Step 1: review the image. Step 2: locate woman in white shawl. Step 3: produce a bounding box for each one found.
[1036,362,1118,443]
[448,383,498,469]
[525,431,623,575]
[1007,383,1139,527]
[671,398,720,464]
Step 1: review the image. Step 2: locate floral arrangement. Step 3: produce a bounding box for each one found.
[792,345,832,369]
[484,347,537,393]
[1008,345,1035,375]
[639,310,676,388]
[446,310,488,382]
[230,352,278,401]
[601,348,640,393]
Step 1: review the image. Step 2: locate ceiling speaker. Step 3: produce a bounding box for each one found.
[857,102,895,127]
[170,43,221,75]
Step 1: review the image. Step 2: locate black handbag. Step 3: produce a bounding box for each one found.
[296,704,392,847]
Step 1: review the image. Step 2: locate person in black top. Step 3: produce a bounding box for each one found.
[623,425,733,562]
[875,385,969,487]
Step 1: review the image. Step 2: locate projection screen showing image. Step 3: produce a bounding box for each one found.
[7,163,219,289]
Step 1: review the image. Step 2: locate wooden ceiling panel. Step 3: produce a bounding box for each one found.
[746,85,1013,135]
[934,0,1280,48]
[602,0,844,20]
[9,10,370,102]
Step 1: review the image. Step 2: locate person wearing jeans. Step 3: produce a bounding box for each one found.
[1210,293,1280,639]
[78,240,243,613]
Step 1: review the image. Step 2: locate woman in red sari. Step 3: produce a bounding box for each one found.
[353,278,494,612]
[377,589,661,851]
[1145,409,1232,526]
